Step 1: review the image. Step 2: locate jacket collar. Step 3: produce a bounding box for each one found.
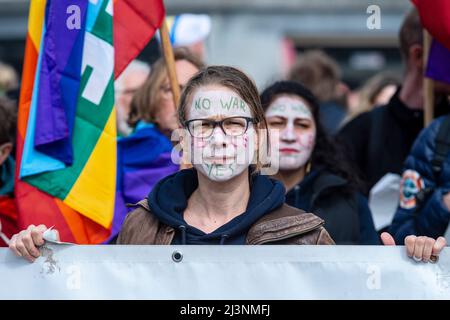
[131,200,324,245]
[246,204,324,245]
[388,88,423,131]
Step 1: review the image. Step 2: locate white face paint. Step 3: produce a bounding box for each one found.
[266,96,316,171]
[186,87,256,182]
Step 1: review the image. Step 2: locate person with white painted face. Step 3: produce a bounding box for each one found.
[261,81,379,245]
[9,67,446,264]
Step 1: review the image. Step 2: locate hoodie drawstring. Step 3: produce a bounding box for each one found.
[220,234,229,245]
[178,225,187,245]
[178,226,229,245]
[294,185,300,208]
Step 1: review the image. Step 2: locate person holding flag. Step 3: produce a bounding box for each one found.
[390,0,450,244]
[338,8,450,198]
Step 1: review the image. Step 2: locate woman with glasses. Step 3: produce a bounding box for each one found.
[261,81,379,245]
[9,67,446,263]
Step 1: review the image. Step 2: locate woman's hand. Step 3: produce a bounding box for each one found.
[381,232,446,263]
[9,225,59,263]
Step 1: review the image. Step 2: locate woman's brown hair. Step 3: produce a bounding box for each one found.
[178,65,270,172]
[128,47,205,128]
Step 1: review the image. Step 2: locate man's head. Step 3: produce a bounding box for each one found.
[0,97,16,167]
[399,9,423,73]
[398,8,450,107]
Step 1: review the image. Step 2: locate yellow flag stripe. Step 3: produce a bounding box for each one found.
[28,0,47,49]
[63,109,117,228]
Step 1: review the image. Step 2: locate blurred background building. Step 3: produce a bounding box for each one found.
[0,0,411,89]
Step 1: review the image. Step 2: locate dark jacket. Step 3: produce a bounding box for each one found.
[319,101,347,136]
[338,89,449,195]
[117,169,334,245]
[285,169,379,245]
[389,116,450,243]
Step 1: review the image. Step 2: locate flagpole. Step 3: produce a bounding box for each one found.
[423,30,434,127]
[159,19,192,169]
[159,19,180,108]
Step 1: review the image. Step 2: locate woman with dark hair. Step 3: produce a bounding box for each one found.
[261,81,379,244]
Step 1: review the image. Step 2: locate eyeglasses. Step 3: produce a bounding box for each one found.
[184,116,256,138]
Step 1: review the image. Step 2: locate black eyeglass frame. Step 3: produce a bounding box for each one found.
[183,116,257,138]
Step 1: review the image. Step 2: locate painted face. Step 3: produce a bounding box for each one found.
[185,87,256,182]
[265,95,316,171]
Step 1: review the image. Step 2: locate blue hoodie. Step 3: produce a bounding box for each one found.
[147,169,286,245]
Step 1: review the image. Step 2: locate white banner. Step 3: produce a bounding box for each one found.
[1,245,449,299]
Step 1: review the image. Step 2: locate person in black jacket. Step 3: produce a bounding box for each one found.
[261,81,379,245]
[337,9,449,195]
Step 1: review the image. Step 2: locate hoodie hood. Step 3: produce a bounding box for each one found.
[147,168,285,244]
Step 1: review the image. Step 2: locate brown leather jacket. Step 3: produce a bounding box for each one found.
[117,200,335,245]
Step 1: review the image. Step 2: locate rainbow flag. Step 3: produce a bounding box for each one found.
[15,0,164,243]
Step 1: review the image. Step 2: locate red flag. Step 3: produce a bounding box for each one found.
[412,0,450,51]
[0,196,18,247]
[114,0,165,78]
[14,0,165,244]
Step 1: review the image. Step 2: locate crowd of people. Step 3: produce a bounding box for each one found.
[0,9,449,264]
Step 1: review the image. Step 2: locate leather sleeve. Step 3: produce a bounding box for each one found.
[316,227,335,245]
[116,207,158,244]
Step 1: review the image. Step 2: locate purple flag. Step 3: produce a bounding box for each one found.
[110,124,179,240]
[426,39,450,85]
[34,0,88,165]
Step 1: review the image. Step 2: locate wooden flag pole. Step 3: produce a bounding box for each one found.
[159,19,192,169]
[423,30,434,127]
[160,20,180,108]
